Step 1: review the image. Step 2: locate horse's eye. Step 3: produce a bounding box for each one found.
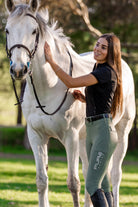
[5,28,9,34]
[32,29,36,35]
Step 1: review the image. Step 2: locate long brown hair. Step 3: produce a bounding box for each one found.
[100,33,123,118]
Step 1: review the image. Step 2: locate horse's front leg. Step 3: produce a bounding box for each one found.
[65,128,81,207]
[79,137,93,207]
[27,125,49,207]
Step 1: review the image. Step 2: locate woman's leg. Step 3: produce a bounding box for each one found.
[86,142,111,196]
[102,173,110,193]
[85,117,117,207]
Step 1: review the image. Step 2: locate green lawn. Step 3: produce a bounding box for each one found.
[0,157,138,207]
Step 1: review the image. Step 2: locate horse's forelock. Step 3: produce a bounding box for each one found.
[9,4,29,19]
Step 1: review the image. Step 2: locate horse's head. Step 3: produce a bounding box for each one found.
[5,0,40,80]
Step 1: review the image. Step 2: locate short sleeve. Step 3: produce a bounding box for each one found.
[91,66,112,84]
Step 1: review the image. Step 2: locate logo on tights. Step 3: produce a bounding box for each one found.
[94,152,104,170]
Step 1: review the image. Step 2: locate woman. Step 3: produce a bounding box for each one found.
[44,33,123,207]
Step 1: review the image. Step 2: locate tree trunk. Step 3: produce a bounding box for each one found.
[23,125,31,149]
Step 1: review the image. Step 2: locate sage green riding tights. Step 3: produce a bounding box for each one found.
[85,115,118,196]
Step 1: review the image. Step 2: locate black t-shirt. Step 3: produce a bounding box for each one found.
[85,62,117,117]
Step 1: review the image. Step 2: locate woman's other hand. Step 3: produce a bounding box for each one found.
[72,90,86,103]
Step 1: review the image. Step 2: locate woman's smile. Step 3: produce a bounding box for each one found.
[94,38,108,64]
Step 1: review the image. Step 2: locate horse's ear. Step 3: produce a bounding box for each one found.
[5,0,15,13]
[29,0,39,13]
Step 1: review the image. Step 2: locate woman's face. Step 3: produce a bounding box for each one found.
[94,37,108,64]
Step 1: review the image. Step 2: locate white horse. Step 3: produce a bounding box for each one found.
[5,0,136,207]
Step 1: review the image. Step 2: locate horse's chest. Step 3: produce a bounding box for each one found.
[27,113,68,138]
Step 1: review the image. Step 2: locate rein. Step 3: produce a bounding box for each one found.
[6,13,73,115]
[28,50,73,115]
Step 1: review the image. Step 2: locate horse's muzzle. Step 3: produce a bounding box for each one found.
[10,63,28,80]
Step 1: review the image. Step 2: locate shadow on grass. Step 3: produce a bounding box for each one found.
[120,202,138,207]
[50,200,73,207]
[120,186,138,196]
[0,171,36,178]
[0,198,37,207]
[0,182,37,192]
[49,184,69,193]
[122,178,138,183]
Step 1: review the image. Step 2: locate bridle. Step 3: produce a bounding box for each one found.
[6,13,73,115]
[6,13,39,61]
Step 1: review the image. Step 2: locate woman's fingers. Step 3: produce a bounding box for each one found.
[44,41,52,63]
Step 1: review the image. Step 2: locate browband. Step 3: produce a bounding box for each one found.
[26,13,37,22]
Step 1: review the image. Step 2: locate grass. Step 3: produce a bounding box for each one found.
[0,159,38,207]
[120,165,138,207]
[0,159,77,207]
[0,156,138,207]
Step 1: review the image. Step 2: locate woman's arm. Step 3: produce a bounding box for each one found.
[44,42,98,88]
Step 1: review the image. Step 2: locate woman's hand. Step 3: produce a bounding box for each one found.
[44,41,54,64]
[72,90,86,103]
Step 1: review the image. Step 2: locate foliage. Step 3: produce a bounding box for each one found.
[88,0,138,41]
[0,126,66,155]
[0,126,25,146]
[125,149,138,162]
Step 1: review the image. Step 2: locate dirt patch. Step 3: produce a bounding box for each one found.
[0,152,138,165]
[0,152,67,162]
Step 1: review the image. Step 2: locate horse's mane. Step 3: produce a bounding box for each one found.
[9,5,73,52]
[37,9,74,52]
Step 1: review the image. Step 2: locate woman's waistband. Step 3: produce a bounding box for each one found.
[85,113,112,122]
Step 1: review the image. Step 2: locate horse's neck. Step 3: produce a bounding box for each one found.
[32,52,58,88]
[26,40,69,101]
